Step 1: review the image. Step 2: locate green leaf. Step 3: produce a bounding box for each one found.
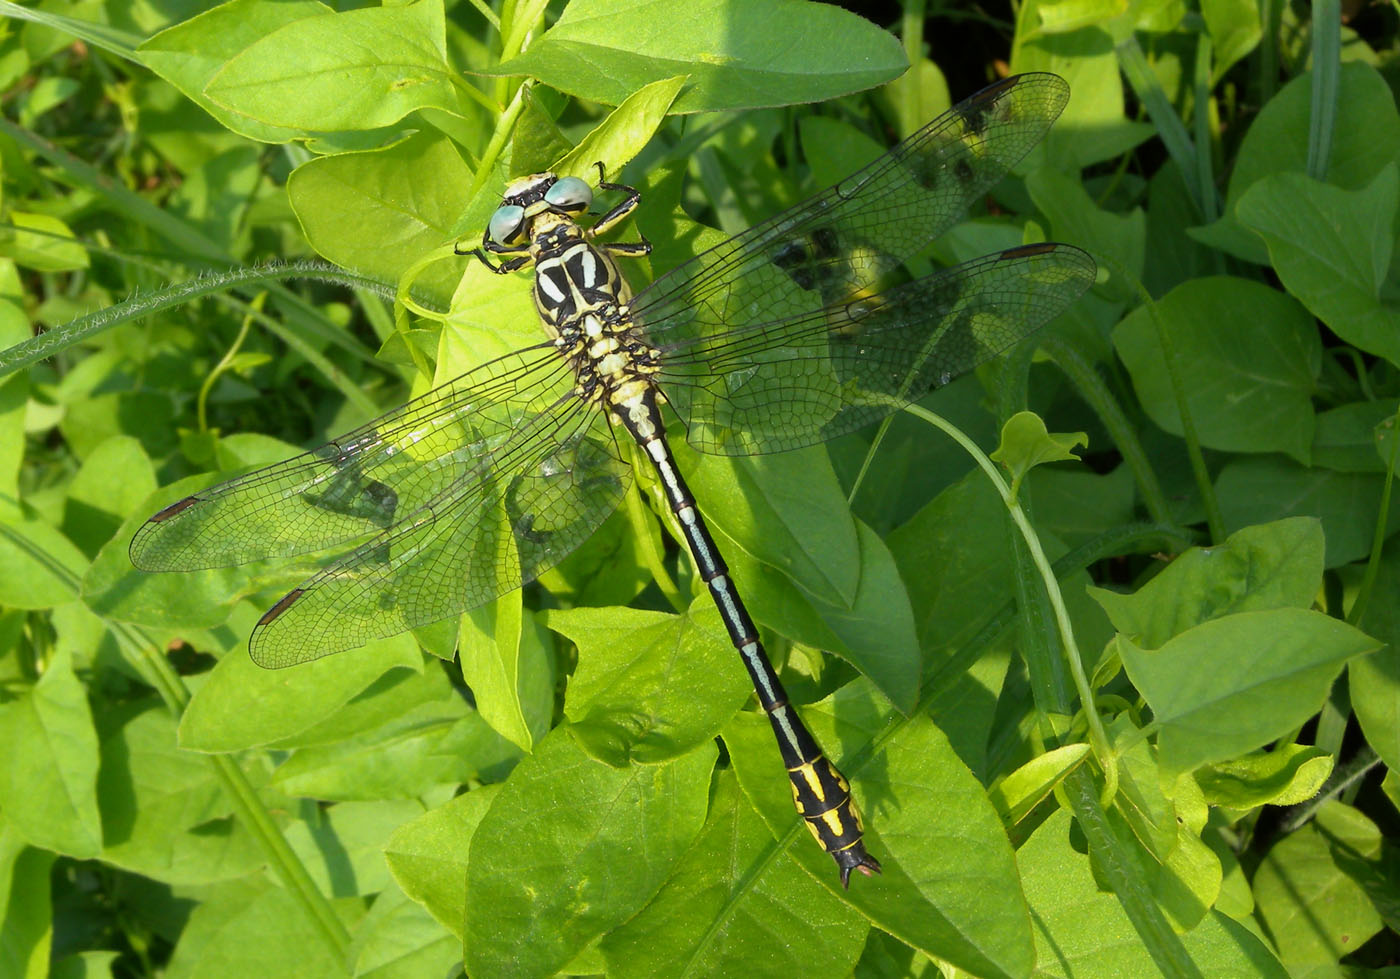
[204,0,462,132]
[598,771,869,976]
[986,742,1091,827]
[0,517,86,608]
[178,611,423,752]
[62,435,156,557]
[551,601,750,765]
[160,878,345,977]
[0,824,54,979]
[990,410,1086,490]
[485,0,906,114]
[553,74,688,178]
[458,589,549,752]
[1088,517,1325,648]
[1312,399,1400,473]
[137,0,329,143]
[1253,802,1386,969]
[352,878,461,978]
[1350,541,1400,771]
[1192,61,1400,264]
[727,682,1035,979]
[385,786,500,942]
[0,647,102,857]
[282,799,425,898]
[1020,810,1290,977]
[1215,456,1400,567]
[1112,276,1320,462]
[465,731,715,977]
[1201,0,1262,80]
[98,704,262,884]
[271,695,513,800]
[682,444,859,608]
[1118,608,1379,774]
[0,211,89,272]
[888,470,1015,654]
[287,130,472,306]
[1238,165,1400,367]
[1195,744,1335,810]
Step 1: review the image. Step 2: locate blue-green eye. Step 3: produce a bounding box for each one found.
[487,205,525,246]
[545,176,592,211]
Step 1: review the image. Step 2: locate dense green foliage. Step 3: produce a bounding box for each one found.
[1,0,1399,976]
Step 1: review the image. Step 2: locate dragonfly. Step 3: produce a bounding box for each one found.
[130,72,1095,886]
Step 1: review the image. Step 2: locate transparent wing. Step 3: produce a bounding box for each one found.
[247,398,627,667]
[129,344,575,571]
[656,243,1096,455]
[630,73,1071,349]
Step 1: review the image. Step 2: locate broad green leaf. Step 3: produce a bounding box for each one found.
[1312,399,1400,473]
[1238,166,1400,368]
[1112,277,1320,462]
[728,681,1035,979]
[1350,541,1400,771]
[551,601,749,765]
[681,443,860,608]
[62,435,156,557]
[1118,608,1379,774]
[271,701,510,801]
[287,130,472,307]
[351,878,461,978]
[98,704,261,885]
[0,517,86,608]
[137,0,328,143]
[1024,464,1136,550]
[1196,744,1334,810]
[1192,61,1400,264]
[987,742,1090,827]
[553,75,688,179]
[1215,457,1400,567]
[1253,802,1385,969]
[1019,810,1290,977]
[458,588,545,752]
[485,0,906,114]
[464,731,715,978]
[204,1,462,132]
[1088,517,1325,647]
[1027,166,1146,301]
[0,647,101,857]
[1110,718,1221,930]
[282,799,425,898]
[0,824,53,979]
[178,605,423,751]
[599,772,869,978]
[1202,0,1261,79]
[0,211,88,272]
[386,786,500,941]
[888,470,1014,655]
[162,879,344,979]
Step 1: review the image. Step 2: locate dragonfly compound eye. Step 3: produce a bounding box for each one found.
[487,204,527,246]
[544,176,593,212]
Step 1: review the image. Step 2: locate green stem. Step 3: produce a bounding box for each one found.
[1040,335,1179,533]
[1099,253,1225,541]
[1348,403,1400,627]
[901,404,1113,775]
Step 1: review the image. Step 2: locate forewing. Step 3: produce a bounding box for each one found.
[657,244,1096,454]
[248,398,628,667]
[630,73,1070,351]
[129,344,574,571]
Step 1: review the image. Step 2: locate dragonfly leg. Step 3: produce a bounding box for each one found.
[589,161,643,235]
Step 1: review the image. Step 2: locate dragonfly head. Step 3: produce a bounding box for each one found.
[487,173,595,248]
